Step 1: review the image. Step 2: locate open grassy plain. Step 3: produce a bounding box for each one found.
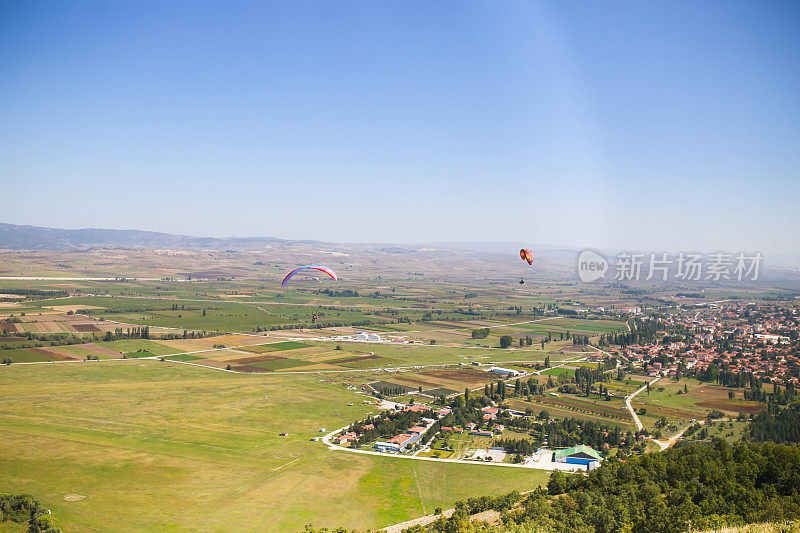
[0,361,547,531]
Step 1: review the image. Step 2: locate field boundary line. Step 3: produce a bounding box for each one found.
[270,458,300,471]
[410,461,427,515]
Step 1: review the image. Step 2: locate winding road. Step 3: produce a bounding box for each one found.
[625,376,662,431]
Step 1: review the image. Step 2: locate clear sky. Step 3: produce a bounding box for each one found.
[1,1,798,254]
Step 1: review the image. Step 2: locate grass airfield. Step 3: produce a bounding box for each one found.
[0,360,546,531]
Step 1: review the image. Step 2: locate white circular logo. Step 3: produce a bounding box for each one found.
[577,250,608,282]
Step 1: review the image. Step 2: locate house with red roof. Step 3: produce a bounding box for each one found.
[389,434,414,446]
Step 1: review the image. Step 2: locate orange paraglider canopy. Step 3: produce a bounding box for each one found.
[520,249,534,265]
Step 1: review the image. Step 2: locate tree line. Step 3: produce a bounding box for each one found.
[314,288,360,298]
[0,288,69,301]
[748,401,800,444]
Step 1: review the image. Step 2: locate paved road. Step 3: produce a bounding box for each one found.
[625,376,662,431]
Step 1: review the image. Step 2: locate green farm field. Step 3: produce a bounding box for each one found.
[634,378,766,427]
[508,317,627,334]
[507,397,635,429]
[31,296,387,332]
[0,348,60,363]
[0,361,548,531]
[94,339,179,356]
[240,341,313,353]
[163,353,205,362]
[539,367,575,377]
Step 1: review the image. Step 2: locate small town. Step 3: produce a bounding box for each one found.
[605,302,799,387]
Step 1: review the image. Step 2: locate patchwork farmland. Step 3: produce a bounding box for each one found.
[0,247,781,532]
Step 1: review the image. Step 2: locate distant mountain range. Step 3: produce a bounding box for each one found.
[0,223,292,251]
[2,222,798,271]
[0,223,587,282]
[0,223,542,254]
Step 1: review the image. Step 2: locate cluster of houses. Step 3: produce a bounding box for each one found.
[332,401,605,471]
[333,402,512,454]
[372,405,446,453]
[333,404,445,453]
[609,304,799,386]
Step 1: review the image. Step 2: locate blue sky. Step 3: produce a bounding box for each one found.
[1,1,798,253]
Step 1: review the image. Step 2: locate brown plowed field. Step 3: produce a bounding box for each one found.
[230,354,285,364]
[72,324,101,332]
[31,347,80,361]
[81,344,123,358]
[697,399,766,414]
[392,376,439,388]
[420,369,489,385]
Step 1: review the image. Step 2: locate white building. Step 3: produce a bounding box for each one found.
[354,332,381,342]
[373,442,401,453]
[489,367,520,377]
[755,334,790,344]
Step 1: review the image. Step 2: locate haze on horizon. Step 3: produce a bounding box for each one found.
[1,2,799,255]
